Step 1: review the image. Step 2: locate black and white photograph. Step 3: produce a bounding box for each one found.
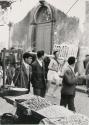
[0,0,89,124]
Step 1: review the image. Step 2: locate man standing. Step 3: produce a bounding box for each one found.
[83,55,89,69]
[13,52,33,92]
[85,61,89,97]
[31,50,46,97]
[60,56,78,112]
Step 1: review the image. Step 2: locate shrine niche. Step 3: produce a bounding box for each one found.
[31,3,53,54]
[35,6,52,23]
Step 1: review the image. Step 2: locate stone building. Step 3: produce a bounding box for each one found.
[11,0,67,54]
[11,0,79,54]
[82,1,89,47]
[77,1,89,74]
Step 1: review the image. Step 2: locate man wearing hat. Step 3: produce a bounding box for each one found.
[31,50,46,97]
[13,52,33,92]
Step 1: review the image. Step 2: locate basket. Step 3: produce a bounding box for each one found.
[2,87,28,96]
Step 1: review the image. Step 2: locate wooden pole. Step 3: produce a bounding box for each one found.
[2,48,6,87]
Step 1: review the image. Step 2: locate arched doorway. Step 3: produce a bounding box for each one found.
[32,3,54,54]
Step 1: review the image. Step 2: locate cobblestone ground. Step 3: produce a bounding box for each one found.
[0,86,89,118]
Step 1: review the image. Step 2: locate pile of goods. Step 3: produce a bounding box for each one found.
[38,105,89,125]
[15,94,89,125]
[40,113,89,125]
[53,114,89,125]
[67,113,89,125]
[37,105,73,119]
[21,96,52,111]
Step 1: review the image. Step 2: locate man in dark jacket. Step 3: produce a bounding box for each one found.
[31,50,46,97]
[85,61,89,96]
[83,55,89,69]
[60,56,78,112]
[13,52,33,92]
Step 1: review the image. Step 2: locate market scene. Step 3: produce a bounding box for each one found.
[0,0,89,124]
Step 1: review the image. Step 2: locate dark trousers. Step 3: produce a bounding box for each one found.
[60,94,75,111]
[33,88,46,97]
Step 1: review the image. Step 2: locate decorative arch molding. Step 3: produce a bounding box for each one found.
[33,1,54,24]
[30,1,56,53]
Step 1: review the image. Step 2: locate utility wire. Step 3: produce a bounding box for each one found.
[66,0,80,14]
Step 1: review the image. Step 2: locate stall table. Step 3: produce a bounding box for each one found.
[0,93,51,124]
[0,93,89,125]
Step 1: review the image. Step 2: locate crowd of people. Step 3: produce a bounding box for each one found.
[0,48,89,112]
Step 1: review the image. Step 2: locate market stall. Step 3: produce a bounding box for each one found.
[0,48,31,96]
[0,45,89,124]
[1,93,89,124]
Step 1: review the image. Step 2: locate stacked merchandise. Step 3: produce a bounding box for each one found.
[39,113,89,125]
[38,105,89,125]
[16,95,89,125]
[37,105,73,119]
[21,96,52,111]
[16,95,52,124]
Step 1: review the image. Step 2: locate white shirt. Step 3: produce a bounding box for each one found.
[37,59,43,67]
[23,61,30,78]
[48,58,59,72]
[69,65,75,73]
[23,61,29,70]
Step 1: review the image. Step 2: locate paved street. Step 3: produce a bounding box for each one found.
[0,86,89,118]
[75,92,89,117]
